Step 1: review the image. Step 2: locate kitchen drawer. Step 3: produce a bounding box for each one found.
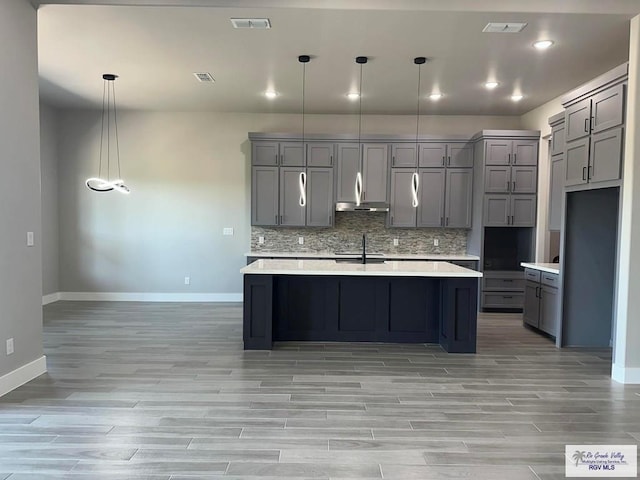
[482,292,524,309]
[541,272,559,288]
[483,277,525,291]
[524,268,541,283]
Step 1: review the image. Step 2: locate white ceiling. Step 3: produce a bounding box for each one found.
[37,2,637,115]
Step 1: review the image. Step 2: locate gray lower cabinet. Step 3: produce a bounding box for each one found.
[279,167,306,226]
[483,194,535,227]
[539,285,559,335]
[389,170,418,227]
[418,169,445,227]
[523,281,540,328]
[306,168,334,227]
[445,169,472,228]
[523,268,560,337]
[548,154,565,231]
[251,166,279,226]
[482,271,525,309]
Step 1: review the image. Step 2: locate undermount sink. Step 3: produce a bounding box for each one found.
[334,258,386,264]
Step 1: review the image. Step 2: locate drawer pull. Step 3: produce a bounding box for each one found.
[503,296,513,299]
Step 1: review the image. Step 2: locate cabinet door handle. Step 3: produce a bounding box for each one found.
[511,215,514,225]
[584,118,590,133]
[280,214,283,224]
[503,279,513,283]
[330,155,333,166]
[508,153,511,164]
[446,217,449,226]
[513,153,517,164]
[329,215,332,224]
[590,116,595,132]
[440,217,444,226]
[392,155,396,165]
[448,156,451,166]
[503,296,513,299]
[275,214,278,224]
[582,166,587,181]
[588,165,593,180]
[442,156,446,166]
[391,215,394,224]
[535,286,539,298]
[512,181,516,192]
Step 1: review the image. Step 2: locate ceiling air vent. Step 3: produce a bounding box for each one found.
[482,22,527,33]
[230,18,271,29]
[193,72,215,83]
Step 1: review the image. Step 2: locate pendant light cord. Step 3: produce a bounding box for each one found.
[302,61,306,146]
[415,62,422,149]
[357,61,363,146]
[99,79,106,180]
[107,79,111,181]
[112,81,122,180]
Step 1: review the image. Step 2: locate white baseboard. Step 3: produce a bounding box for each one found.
[57,292,243,302]
[0,356,47,397]
[42,292,60,305]
[612,363,640,384]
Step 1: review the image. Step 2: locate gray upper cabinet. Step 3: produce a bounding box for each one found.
[591,84,625,134]
[448,144,473,168]
[548,154,565,231]
[485,140,511,165]
[279,167,306,226]
[389,169,418,227]
[419,143,447,168]
[306,168,334,227]
[565,137,589,187]
[445,169,472,228]
[307,143,334,167]
[484,166,510,193]
[483,195,510,226]
[251,166,279,226]
[418,169,445,227]
[252,142,280,166]
[513,141,538,166]
[280,143,305,167]
[511,166,537,194]
[391,144,417,168]
[336,143,360,202]
[565,98,591,143]
[551,123,566,156]
[362,143,389,203]
[589,127,623,184]
[511,195,536,227]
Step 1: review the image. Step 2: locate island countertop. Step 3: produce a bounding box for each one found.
[521,262,560,275]
[241,259,483,278]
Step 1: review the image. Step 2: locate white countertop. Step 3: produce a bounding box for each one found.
[521,262,560,275]
[246,251,480,261]
[241,259,483,278]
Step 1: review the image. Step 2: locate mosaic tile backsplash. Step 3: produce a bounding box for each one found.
[251,212,468,255]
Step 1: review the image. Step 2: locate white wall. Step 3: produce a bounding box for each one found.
[520,95,564,262]
[40,103,59,297]
[0,0,45,384]
[55,111,520,296]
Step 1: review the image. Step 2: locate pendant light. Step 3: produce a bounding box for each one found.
[86,74,130,194]
[355,56,367,206]
[298,55,310,208]
[412,57,427,208]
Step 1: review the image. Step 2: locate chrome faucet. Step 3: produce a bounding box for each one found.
[361,234,367,264]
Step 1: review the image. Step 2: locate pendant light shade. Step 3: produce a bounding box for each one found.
[86,74,130,194]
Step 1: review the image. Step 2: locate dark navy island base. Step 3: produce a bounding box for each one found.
[243,274,478,353]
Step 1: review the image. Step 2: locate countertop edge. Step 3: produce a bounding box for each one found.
[245,252,481,261]
[521,262,561,275]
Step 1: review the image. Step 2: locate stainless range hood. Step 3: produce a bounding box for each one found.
[335,202,390,212]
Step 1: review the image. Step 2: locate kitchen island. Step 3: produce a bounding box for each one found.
[240,259,482,353]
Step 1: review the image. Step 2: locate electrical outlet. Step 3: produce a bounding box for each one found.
[298,236,304,245]
[184,276,190,285]
[26,232,34,247]
[393,238,399,246]
[433,238,439,247]
[223,227,234,236]
[6,338,14,355]
[258,236,265,245]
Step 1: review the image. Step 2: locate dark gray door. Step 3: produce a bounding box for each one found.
[419,143,446,167]
[336,143,360,202]
[589,127,623,184]
[511,166,537,194]
[280,142,305,166]
[591,84,625,134]
[252,141,279,166]
[511,195,537,227]
[279,167,306,226]
[447,144,473,168]
[565,138,589,187]
[551,123,565,156]
[417,169,445,227]
[483,195,510,226]
[445,168,472,228]
[565,98,591,142]
[306,168,334,227]
[251,166,279,226]
[485,139,511,165]
[389,169,417,227]
[512,141,538,166]
[539,286,559,336]
[523,281,540,328]
[484,166,511,193]
[362,143,389,202]
[307,143,334,167]
[548,154,565,231]
[391,144,417,168]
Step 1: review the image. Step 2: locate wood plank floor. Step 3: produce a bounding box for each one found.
[0,301,639,479]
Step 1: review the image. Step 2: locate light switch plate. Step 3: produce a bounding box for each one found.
[258,236,265,244]
[184,276,190,285]
[6,338,14,355]
[223,228,234,236]
[27,232,34,247]
[433,238,439,247]
[393,238,399,246]
[298,237,304,245]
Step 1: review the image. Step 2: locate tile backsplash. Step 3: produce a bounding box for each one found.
[251,212,468,254]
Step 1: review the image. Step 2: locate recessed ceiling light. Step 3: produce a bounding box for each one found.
[264,90,278,99]
[429,93,443,101]
[193,72,215,83]
[230,18,271,29]
[347,92,360,100]
[533,40,554,50]
[511,94,524,102]
[485,81,499,90]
